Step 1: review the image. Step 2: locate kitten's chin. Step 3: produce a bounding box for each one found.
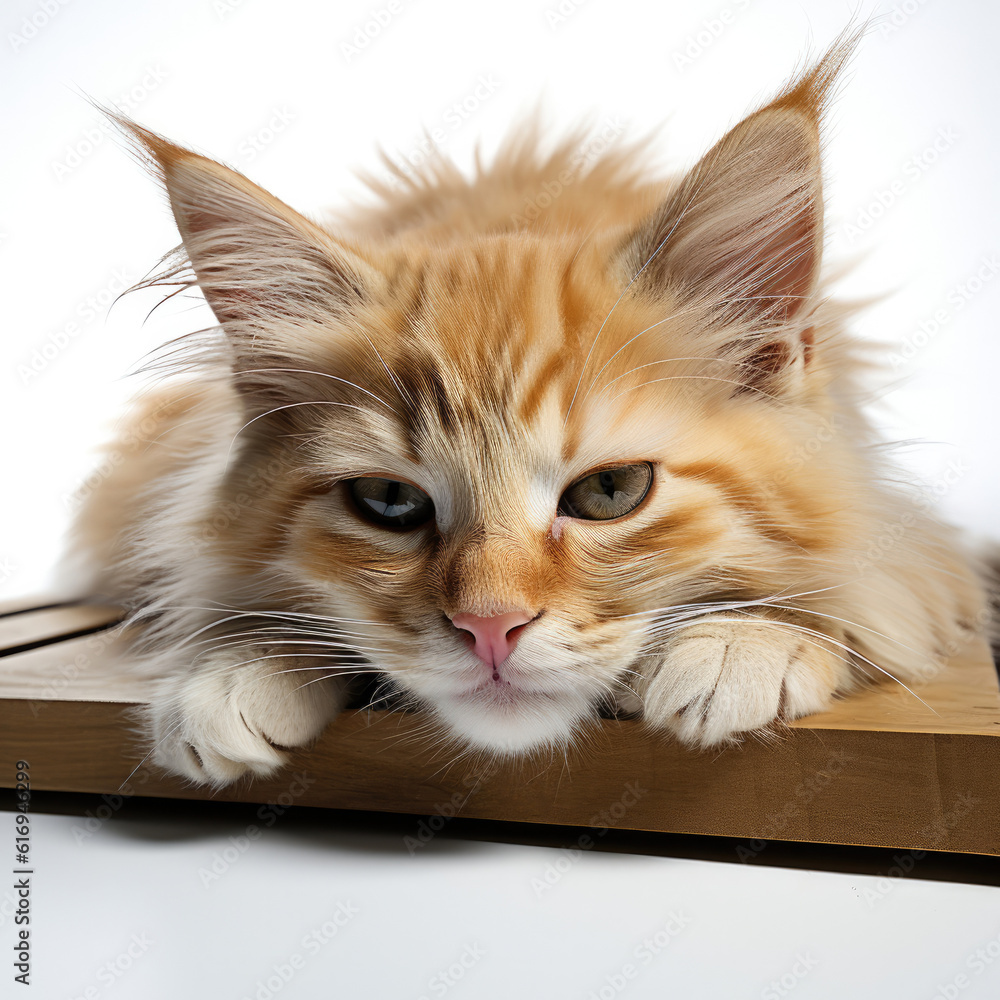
[431,687,593,756]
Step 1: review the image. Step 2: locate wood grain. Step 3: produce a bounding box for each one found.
[1,603,997,855]
[0,603,122,651]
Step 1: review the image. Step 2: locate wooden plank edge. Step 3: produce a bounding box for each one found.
[1,699,996,857]
[0,607,124,658]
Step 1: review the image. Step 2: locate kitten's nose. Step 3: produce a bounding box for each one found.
[450,610,537,669]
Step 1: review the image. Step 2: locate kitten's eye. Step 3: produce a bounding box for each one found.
[558,463,653,521]
[348,478,434,529]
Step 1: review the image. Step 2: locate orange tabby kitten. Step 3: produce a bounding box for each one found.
[64,39,990,786]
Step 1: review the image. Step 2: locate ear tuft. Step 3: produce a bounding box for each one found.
[103,110,383,334]
[765,28,859,123]
[618,33,860,336]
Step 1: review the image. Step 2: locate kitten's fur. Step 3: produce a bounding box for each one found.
[64,40,990,786]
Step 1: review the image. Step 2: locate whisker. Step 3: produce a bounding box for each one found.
[232,367,399,413]
[613,582,854,622]
[565,167,718,424]
[225,400,388,466]
[754,602,928,659]
[185,626,384,645]
[118,716,186,791]
[582,318,717,399]
[642,613,936,714]
[604,373,780,402]
[194,641,389,659]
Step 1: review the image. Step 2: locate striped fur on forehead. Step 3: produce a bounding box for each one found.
[284,233,747,474]
[385,237,599,418]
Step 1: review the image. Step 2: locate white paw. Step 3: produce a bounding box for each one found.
[149,650,348,786]
[638,615,848,746]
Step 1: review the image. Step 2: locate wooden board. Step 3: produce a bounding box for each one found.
[1,601,998,856]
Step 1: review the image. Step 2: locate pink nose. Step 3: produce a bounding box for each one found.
[451,610,536,668]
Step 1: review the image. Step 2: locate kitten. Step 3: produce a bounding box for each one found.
[64,38,990,786]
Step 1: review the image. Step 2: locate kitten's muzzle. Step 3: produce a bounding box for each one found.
[449,609,542,674]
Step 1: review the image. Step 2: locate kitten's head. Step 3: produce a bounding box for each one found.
[126,41,867,756]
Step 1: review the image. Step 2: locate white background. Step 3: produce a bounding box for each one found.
[3,807,999,999]
[1,1,998,996]
[0,0,998,598]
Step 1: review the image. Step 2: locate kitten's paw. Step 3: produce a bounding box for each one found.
[638,613,850,747]
[150,651,349,786]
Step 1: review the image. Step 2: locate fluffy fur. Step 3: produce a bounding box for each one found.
[63,38,991,786]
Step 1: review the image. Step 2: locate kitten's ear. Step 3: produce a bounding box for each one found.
[111,114,383,333]
[618,39,855,384]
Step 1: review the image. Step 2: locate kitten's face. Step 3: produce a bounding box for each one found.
[122,46,858,756]
[263,235,852,755]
